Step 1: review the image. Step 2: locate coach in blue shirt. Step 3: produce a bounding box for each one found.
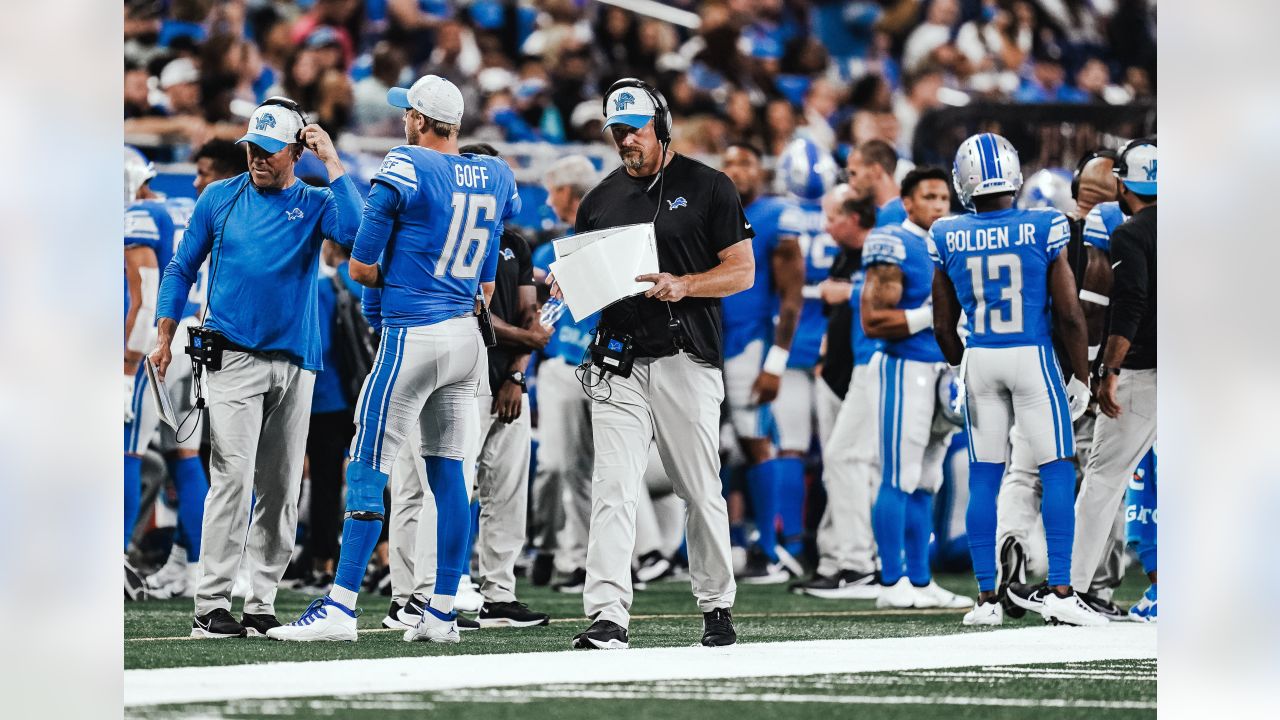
[150,98,362,640]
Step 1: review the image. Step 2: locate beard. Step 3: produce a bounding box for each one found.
[1117,193,1133,217]
[620,147,645,171]
[405,123,420,145]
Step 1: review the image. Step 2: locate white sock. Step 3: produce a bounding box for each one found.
[430,593,456,615]
[329,584,357,610]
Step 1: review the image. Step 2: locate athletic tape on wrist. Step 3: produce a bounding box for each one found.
[763,345,790,376]
[1088,345,1100,361]
[801,284,822,300]
[905,305,932,335]
[1079,289,1110,306]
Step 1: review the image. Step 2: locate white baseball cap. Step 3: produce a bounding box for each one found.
[159,57,199,89]
[387,75,464,125]
[603,85,656,131]
[1115,142,1157,195]
[237,103,305,154]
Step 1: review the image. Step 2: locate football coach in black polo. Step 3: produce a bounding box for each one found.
[563,79,754,650]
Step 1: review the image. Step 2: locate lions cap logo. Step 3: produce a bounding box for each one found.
[667,197,687,210]
[614,92,636,112]
[256,112,277,131]
[1142,159,1157,182]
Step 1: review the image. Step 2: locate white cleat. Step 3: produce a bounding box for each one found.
[454,577,484,614]
[266,598,358,642]
[875,577,921,609]
[145,544,187,595]
[962,600,1004,626]
[914,581,973,609]
[403,602,460,644]
[1041,591,1110,627]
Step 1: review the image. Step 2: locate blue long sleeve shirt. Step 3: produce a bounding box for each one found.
[156,172,362,370]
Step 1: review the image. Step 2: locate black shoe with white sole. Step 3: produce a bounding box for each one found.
[191,608,247,639]
[1078,590,1127,620]
[382,601,407,629]
[241,613,281,637]
[479,601,551,628]
[571,619,629,649]
[636,551,673,583]
[1005,581,1050,615]
[457,614,480,631]
[998,537,1028,618]
[555,568,586,594]
[701,608,736,647]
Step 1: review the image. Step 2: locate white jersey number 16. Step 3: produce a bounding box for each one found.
[437,192,497,279]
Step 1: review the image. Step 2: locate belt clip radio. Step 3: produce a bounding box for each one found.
[185,325,225,372]
[589,327,635,378]
[475,293,497,348]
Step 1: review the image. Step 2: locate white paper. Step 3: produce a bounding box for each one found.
[548,223,659,321]
[145,357,180,430]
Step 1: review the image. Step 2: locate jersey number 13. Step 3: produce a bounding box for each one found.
[436,192,496,279]
[965,253,1024,335]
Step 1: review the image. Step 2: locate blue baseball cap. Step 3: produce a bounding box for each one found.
[602,85,656,131]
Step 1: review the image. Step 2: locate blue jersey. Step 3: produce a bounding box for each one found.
[928,208,1070,349]
[862,222,943,362]
[125,199,175,332]
[779,197,839,368]
[162,197,206,320]
[721,195,786,359]
[352,146,520,328]
[875,197,907,227]
[532,240,598,365]
[847,270,882,366]
[1082,201,1125,254]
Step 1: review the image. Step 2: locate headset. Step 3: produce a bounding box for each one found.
[602,78,672,145]
[1070,147,1118,200]
[256,96,309,143]
[1112,136,1157,186]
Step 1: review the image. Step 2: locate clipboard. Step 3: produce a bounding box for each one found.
[145,357,180,430]
[547,223,659,321]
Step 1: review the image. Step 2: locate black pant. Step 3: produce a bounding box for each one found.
[305,409,354,566]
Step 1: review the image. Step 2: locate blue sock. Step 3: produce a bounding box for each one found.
[333,462,389,595]
[966,462,1004,592]
[905,489,934,586]
[168,456,208,562]
[124,455,143,551]
[872,484,908,585]
[729,523,747,548]
[746,459,780,562]
[1039,459,1076,588]
[425,456,468,599]
[776,456,806,556]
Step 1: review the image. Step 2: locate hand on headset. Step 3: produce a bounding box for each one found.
[301,124,340,165]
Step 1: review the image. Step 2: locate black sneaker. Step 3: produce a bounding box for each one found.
[555,568,586,594]
[479,601,551,628]
[571,619,629,650]
[191,608,247,639]
[636,551,673,583]
[998,537,1028,618]
[382,601,407,629]
[241,613,281,637]
[790,573,839,594]
[737,545,797,585]
[701,607,737,647]
[531,551,555,587]
[396,594,427,627]
[1078,590,1127,620]
[457,614,480,631]
[1005,581,1050,615]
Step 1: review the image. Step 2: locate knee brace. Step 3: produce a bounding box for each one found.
[345,461,389,518]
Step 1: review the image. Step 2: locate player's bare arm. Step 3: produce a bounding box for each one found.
[1080,246,1113,351]
[492,285,550,352]
[861,264,912,338]
[348,258,383,288]
[124,246,158,375]
[752,237,804,404]
[931,268,965,366]
[637,238,754,302]
[1047,253,1090,386]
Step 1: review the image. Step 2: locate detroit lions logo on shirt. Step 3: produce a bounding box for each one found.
[614,92,636,112]
[501,247,515,261]
[667,197,688,210]
[256,112,276,131]
[285,208,304,221]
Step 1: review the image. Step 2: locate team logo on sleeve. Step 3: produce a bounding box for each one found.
[667,197,687,210]
[255,113,277,131]
[285,208,304,221]
[614,92,636,112]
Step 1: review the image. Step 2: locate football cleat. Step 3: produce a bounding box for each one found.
[454,576,484,613]
[403,601,460,644]
[962,599,1004,626]
[998,537,1028,618]
[774,545,805,577]
[1042,591,1109,627]
[125,555,148,602]
[190,608,246,639]
[267,597,358,641]
[146,544,187,591]
[875,577,921,609]
[1005,581,1051,615]
[701,608,737,647]
[913,581,973,609]
[635,551,673,583]
[738,545,799,585]
[478,601,551,628]
[571,619,630,650]
[1128,585,1157,623]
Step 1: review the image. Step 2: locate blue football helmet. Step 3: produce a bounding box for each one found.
[1016,168,1074,213]
[778,137,838,200]
[952,132,1023,209]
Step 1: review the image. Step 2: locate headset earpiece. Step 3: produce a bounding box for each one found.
[603,78,672,145]
[258,96,308,143]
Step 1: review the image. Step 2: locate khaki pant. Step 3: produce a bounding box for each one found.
[815,364,880,577]
[584,353,736,628]
[196,351,315,616]
[530,358,594,574]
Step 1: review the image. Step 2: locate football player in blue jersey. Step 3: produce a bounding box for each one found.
[929,133,1101,626]
[1125,447,1157,622]
[719,142,805,583]
[270,75,520,643]
[860,167,971,611]
[846,139,906,227]
[760,138,839,578]
[124,146,175,565]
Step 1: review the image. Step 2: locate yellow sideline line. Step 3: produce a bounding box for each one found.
[124,607,965,643]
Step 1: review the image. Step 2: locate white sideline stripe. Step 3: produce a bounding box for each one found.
[124,624,1156,707]
[444,688,1155,709]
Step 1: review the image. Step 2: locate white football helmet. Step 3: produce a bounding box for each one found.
[1016,168,1074,213]
[124,145,156,204]
[952,133,1023,209]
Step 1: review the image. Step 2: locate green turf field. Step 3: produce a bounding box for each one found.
[125,572,1155,719]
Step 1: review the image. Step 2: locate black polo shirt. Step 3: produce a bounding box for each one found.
[574,153,753,367]
[1109,205,1156,369]
[820,248,862,398]
[488,227,535,390]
